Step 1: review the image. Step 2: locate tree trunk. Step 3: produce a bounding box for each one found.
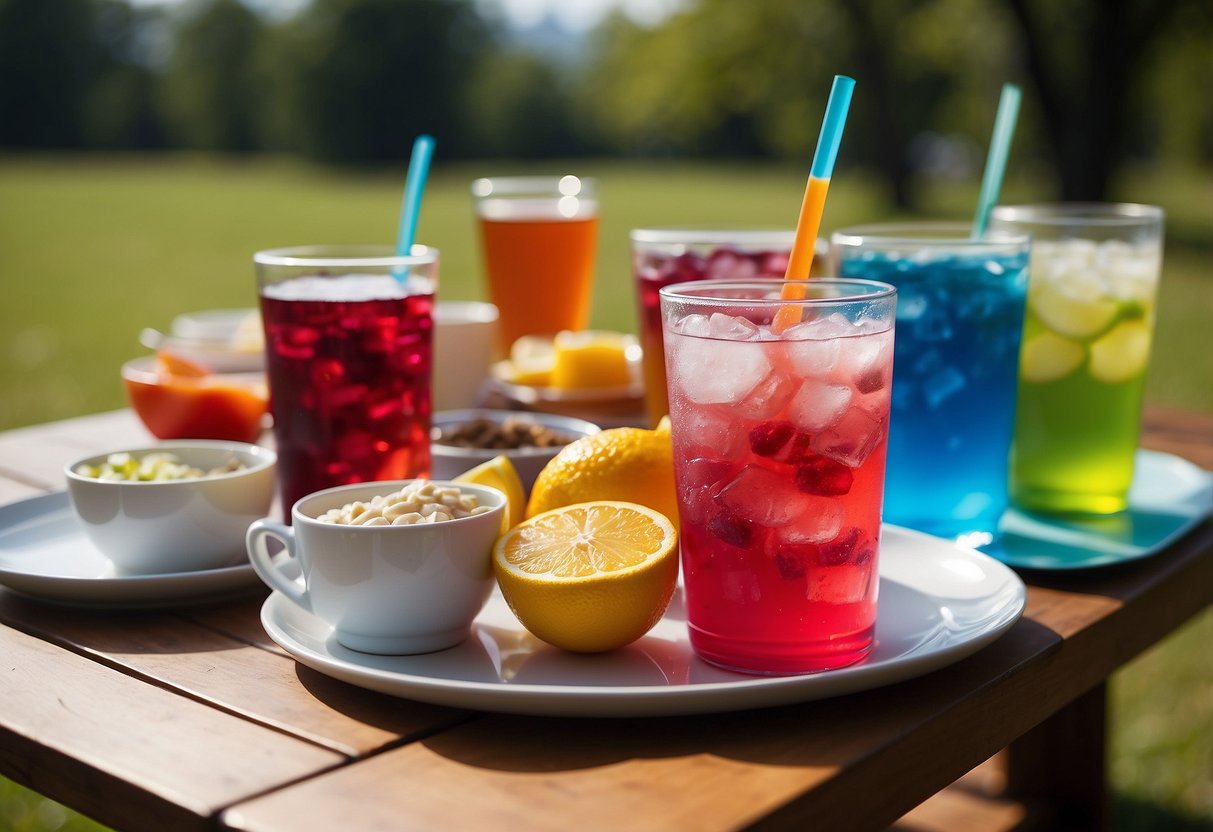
[1005,0,1180,200]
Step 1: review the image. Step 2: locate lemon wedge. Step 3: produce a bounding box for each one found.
[506,335,555,386]
[454,455,525,532]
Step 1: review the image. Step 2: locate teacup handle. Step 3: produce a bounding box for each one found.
[246,519,310,612]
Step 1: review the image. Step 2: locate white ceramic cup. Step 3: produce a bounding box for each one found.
[433,301,499,411]
[246,479,506,655]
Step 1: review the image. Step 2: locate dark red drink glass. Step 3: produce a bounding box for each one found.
[254,245,438,516]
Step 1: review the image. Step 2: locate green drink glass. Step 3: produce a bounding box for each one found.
[989,203,1164,514]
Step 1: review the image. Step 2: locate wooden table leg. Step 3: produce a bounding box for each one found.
[1003,682,1108,831]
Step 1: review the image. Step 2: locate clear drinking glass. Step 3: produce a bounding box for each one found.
[989,203,1164,514]
[471,176,599,355]
[832,223,1030,546]
[660,278,896,675]
[630,229,797,427]
[254,245,438,516]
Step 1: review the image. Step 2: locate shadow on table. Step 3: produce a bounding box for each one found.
[1112,793,1213,832]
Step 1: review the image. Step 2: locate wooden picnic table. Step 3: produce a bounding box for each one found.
[0,405,1209,831]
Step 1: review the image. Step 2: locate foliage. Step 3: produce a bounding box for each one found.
[159,0,264,150]
[1,0,1211,207]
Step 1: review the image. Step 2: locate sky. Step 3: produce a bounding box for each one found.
[129,0,683,31]
[483,0,682,30]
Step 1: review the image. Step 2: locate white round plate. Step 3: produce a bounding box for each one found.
[261,526,1026,717]
[0,492,263,608]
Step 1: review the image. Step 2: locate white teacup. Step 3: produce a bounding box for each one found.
[433,300,499,411]
[246,480,506,655]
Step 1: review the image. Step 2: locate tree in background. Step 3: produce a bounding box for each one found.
[265,0,489,162]
[0,0,1208,201]
[1004,0,1211,200]
[461,50,588,158]
[159,0,264,151]
[85,0,168,149]
[0,0,100,147]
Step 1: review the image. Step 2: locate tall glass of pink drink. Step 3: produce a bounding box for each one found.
[254,245,438,516]
[630,229,811,427]
[660,278,897,675]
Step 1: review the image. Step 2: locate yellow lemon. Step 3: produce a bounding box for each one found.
[1020,332,1085,384]
[506,335,555,386]
[1089,320,1152,384]
[526,421,678,523]
[1030,278,1118,339]
[454,455,525,532]
[493,501,678,652]
[549,330,636,390]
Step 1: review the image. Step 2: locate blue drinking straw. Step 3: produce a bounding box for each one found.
[810,74,856,181]
[773,75,855,332]
[394,134,436,281]
[971,83,1022,239]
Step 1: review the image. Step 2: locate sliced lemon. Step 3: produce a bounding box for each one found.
[454,454,525,532]
[505,334,555,386]
[549,330,635,390]
[1030,279,1118,340]
[1020,332,1085,383]
[1089,321,1152,384]
[493,501,678,652]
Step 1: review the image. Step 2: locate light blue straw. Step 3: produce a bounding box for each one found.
[810,75,856,180]
[971,83,1022,239]
[394,134,435,281]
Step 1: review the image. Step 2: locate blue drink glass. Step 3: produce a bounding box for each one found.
[832,224,1030,545]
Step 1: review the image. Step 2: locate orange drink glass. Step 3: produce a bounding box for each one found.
[472,176,599,354]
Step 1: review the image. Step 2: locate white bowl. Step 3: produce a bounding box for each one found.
[430,409,600,493]
[65,441,277,575]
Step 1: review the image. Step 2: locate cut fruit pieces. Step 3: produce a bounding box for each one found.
[1089,321,1151,384]
[453,454,526,532]
[550,330,636,390]
[1020,332,1085,384]
[1030,279,1119,340]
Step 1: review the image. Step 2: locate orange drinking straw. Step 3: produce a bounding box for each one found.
[773,75,856,333]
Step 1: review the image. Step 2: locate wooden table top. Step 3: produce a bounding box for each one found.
[0,406,1209,831]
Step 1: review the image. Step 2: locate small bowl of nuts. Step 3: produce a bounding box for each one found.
[65,441,276,575]
[430,409,601,493]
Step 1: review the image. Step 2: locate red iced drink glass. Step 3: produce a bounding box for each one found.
[660,278,896,674]
[254,245,438,515]
[631,230,822,427]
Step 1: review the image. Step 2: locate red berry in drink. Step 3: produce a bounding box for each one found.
[795,454,854,496]
[708,511,752,548]
[749,420,794,457]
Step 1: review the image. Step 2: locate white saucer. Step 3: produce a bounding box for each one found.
[984,450,1213,570]
[261,525,1026,717]
[0,492,263,608]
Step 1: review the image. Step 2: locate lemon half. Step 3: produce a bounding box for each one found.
[493,501,678,653]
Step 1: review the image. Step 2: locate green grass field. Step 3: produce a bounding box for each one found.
[0,154,1209,830]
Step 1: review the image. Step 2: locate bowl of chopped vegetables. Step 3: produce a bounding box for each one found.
[65,441,276,574]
